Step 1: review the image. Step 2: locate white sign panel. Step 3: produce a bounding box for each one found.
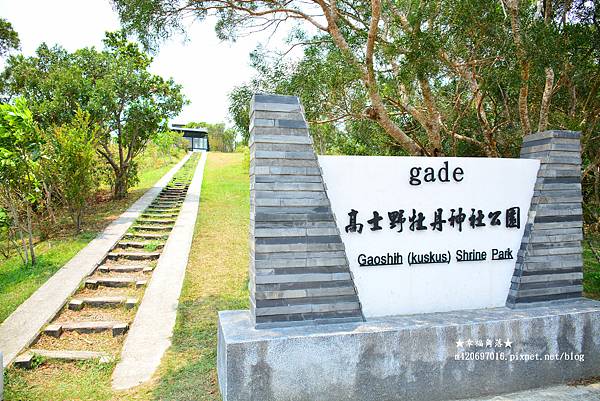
[319,156,540,317]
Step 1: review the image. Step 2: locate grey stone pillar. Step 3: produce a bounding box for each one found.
[249,94,363,328]
[507,130,583,307]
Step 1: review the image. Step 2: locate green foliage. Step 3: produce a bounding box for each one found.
[186,121,236,152]
[1,30,187,199]
[0,97,42,264]
[42,110,99,232]
[218,0,600,225]
[143,240,162,252]
[227,85,253,144]
[153,130,185,162]
[236,145,250,171]
[0,18,20,57]
[584,234,600,297]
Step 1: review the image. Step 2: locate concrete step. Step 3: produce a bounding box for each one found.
[137,219,175,224]
[85,277,147,289]
[124,232,168,240]
[151,204,182,209]
[147,205,179,211]
[141,213,178,218]
[131,225,172,232]
[99,264,153,273]
[44,321,129,337]
[69,296,138,310]
[115,241,165,250]
[107,251,161,260]
[151,201,182,206]
[14,349,113,368]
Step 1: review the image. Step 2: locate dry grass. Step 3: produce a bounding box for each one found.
[55,305,135,324]
[89,271,149,281]
[101,259,157,268]
[75,285,143,298]
[5,360,117,401]
[33,331,124,353]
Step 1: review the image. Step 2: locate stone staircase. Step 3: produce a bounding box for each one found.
[13,155,199,368]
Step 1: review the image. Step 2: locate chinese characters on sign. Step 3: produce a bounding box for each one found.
[319,155,540,316]
[348,207,520,267]
[346,207,521,234]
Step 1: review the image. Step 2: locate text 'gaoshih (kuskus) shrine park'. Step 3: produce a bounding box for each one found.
[1,3,600,401]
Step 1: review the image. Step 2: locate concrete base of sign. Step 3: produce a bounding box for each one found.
[217,299,600,401]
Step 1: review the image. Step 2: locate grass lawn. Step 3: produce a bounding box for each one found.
[0,148,185,324]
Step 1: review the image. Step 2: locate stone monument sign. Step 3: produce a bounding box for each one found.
[217,94,597,401]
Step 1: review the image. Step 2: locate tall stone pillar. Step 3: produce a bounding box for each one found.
[507,130,583,307]
[248,94,363,328]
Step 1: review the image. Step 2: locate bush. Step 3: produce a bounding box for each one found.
[42,110,99,233]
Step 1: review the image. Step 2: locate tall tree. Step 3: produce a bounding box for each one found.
[1,31,186,198]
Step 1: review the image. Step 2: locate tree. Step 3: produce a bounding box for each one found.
[186,121,236,152]
[228,85,253,145]
[0,98,42,265]
[42,110,99,233]
[111,0,598,152]
[153,130,185,162]
[111,1,599,224]
[92,32,187,198]
[213,0,600,225]
[0,18,19,57]
[1,31,186,199]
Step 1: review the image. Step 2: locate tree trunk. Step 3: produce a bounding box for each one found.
[72,208,83,234]
[21,233,28,265]
[16,225,26,265]
[5,194,27,265]
[518,63,531,136]
[75,211,82,234]
[113,169,128,200]
[26,205,35,265]
[43,182,57,224]
[538,67,555,132]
